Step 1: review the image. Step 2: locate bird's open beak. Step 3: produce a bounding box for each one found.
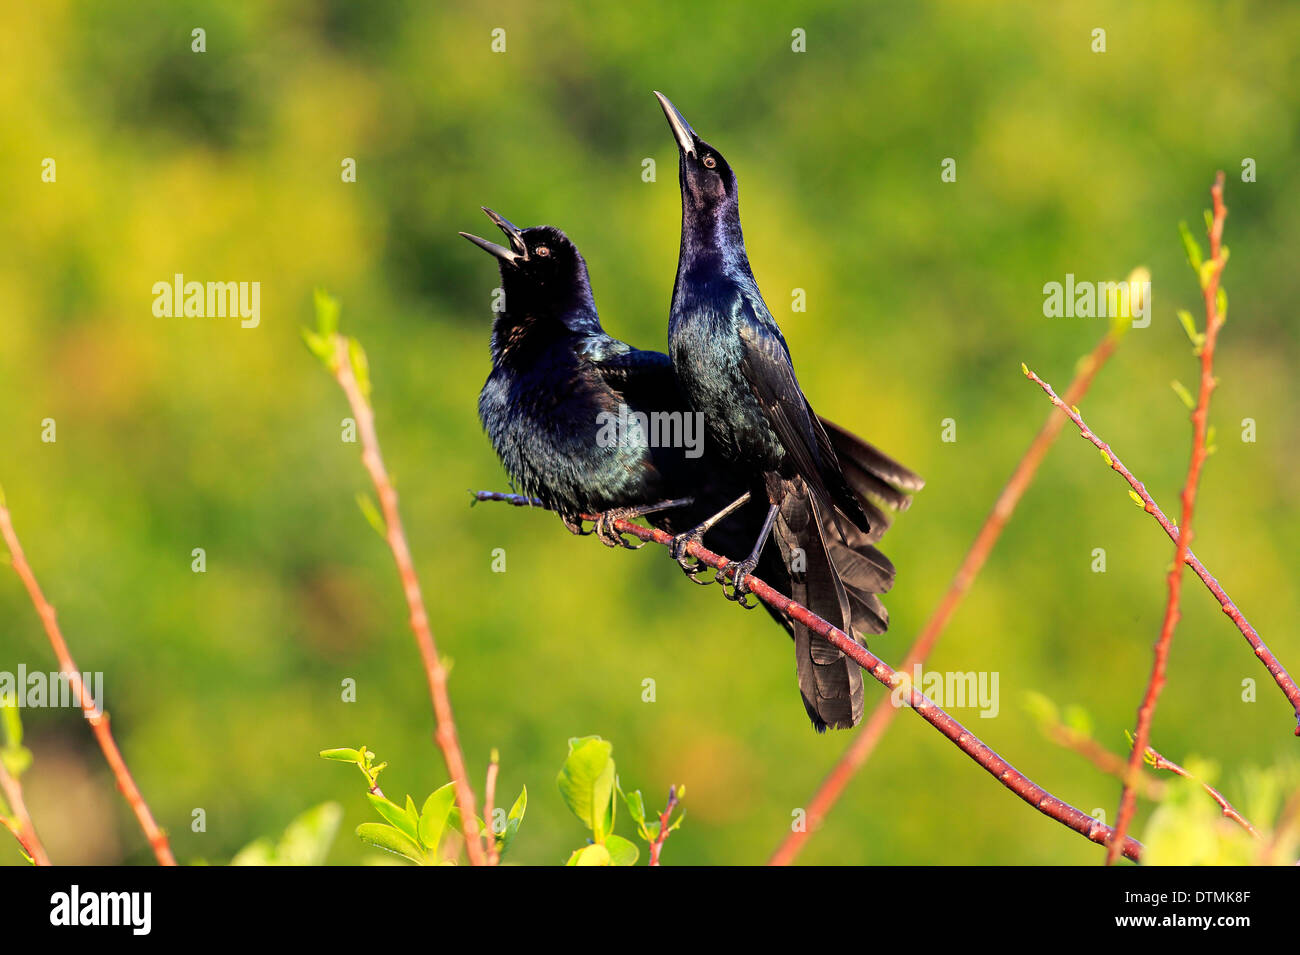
[654,91,697,158]
[459,207,529,264]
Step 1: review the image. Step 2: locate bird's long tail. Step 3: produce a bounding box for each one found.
[770,420,924,731]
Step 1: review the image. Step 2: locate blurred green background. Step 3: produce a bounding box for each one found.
[2,0,1298,865]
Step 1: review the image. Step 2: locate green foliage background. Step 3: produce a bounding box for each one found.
[1,0,1298,865]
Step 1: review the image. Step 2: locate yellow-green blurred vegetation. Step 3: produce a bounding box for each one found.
[2,0,1298,864]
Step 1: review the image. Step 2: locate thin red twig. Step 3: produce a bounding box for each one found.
[1023,366,1300,732]
[1145,745,1258,838]
[0,500,176,866]
[770,325,1123,866]
[1035,718,1166,800]
[331,337,487,867]
[648,785,680,866]
[0,760,51,866]
[1107,172,1229,865]
[475,490,1143,862]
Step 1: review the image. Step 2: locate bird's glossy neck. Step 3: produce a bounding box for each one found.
[676,192,752,282]
[491,269,601,362]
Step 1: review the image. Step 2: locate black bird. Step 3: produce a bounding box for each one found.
[463,209,919,729]
[655,92,924,726]
[463,208,700,542]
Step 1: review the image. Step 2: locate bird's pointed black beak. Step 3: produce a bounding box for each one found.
[459,230,519,264]
[459,207,529,264]
[654,91,697,158]
[481,207,529,259]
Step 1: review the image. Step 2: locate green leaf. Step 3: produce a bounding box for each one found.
[418,783,456,854]
[1171,380,1196,410]
[348,337,371,400]
[567,843,611,866]
[1178,221,1203,272]
[449,807,485,837]
[1021,691,1059,729]
[313,288,340,337]
[605,834,640,866]
[232,802,343,866]
[556,736,616,840]
[355,823,428,864]
[366,792,419,843]
[1175,309,1204,352]
[318,747,363,763]
[274,803,342,865]
[620,786,654,842]
[0,745,32,779]
[1062,704,1092,737]
[622,788,647,827]
[300,327,332,364]
[499,785,527,858]
[1216,287,1228,323]
[1,694,21,748]
[355,492,387,539]
[1198,259,1217,291]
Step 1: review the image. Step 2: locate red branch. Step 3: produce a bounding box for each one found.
[770,326,1123,865]
[1107,172,1229,864]
[1023,367,1300,731]
[475,491,1143,863]
[0,759,51,866]
[648,785,680,866]
[331,337,487,867]
[1145,745,1258,838]
[0,499,176,866]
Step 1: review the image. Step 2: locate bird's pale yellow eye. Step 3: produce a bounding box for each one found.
[702,155,717,169]
[535,245,550,257]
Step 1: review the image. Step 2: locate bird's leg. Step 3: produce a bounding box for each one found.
[592,497,695,549]
[718,503,779,609]
[668,491,752,582]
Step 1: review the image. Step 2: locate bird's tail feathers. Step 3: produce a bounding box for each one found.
[775,486,865,732]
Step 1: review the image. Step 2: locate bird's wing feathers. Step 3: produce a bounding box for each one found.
[735,314,830,485]
[735,306,872,533]
[589,344,691,413]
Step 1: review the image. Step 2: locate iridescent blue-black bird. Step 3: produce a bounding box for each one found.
[463,209,919,729]
[654,92,924,726]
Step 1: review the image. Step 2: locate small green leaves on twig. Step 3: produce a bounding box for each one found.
[303,290,372,402]
[556,735,684,866]
[1171,379,1196,410]
[322,745,524,865]
[319,744,387,793]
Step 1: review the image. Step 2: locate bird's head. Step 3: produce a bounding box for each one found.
[654,91,739,217]
[459,210,597,336]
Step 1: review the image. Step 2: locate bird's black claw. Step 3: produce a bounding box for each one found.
[561,514,591,537]
[592,510,644,549]
[719,558,759,608]
[669,531,713,583]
